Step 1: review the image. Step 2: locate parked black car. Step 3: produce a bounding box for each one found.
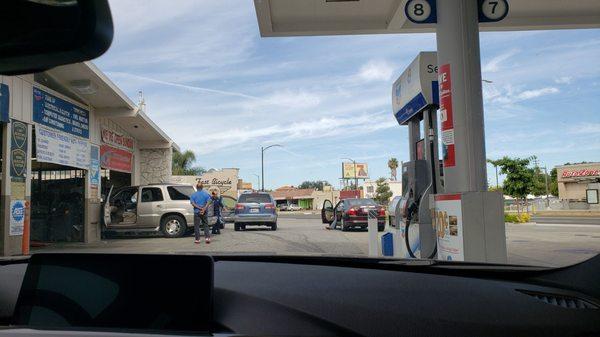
[321,198,386,231]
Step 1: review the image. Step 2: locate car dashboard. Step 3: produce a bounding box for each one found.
[0,254,599,337]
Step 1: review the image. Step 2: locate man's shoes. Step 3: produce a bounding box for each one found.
[205,237,211,244]
[194,240,200,244]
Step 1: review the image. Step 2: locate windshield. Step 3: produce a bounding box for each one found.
[9,0,599,270]
[238,194,271,204]
[346,199,378,207]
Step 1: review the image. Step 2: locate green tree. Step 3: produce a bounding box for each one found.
[531,166,552,196]
[387,158,399,181]
[298,180,331,191]
[172,150,205,176]
[374,177,393,205]
[496,156,535,214]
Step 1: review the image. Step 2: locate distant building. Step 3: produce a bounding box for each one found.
[272,186,341,210]
[556,163,600,210]
[363,179,403,199]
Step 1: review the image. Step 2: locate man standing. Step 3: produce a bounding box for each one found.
[190,182,212,244]
[210,190,223,235]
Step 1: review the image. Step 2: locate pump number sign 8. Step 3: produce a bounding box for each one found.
[405,0,436,24]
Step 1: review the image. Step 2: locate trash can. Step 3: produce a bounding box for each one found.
[381,232,394,256]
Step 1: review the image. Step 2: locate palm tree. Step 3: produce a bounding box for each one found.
[172,150,205,176]
[388,157,399,181]
[487,158,501,189]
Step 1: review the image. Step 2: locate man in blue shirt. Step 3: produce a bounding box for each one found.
[190,182,212,244]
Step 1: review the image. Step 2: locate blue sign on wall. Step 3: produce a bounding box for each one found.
[0,84,9,123]
[33,87,89,138]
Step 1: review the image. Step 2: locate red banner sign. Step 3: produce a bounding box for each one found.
[100,145,133,173]
[101,128,134,151]
[562,169,600,178]
[439,63,455,168]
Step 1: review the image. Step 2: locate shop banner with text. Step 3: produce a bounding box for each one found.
[36,125,90,169]
[33,87,89,138]
[90,144,100,198]
[439,64,455,168]
[100,144,133,173]
[101,128,134,151]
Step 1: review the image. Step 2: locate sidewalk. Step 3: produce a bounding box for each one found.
[533,210,600,217]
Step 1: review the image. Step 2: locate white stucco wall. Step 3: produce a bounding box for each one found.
[139,148,173,184]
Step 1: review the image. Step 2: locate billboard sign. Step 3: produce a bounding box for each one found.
[342,162,369,179]
[33,87,89,138]
[100,145,133,173]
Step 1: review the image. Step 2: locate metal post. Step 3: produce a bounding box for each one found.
[495,165,499,188]
[436,0,488,193]
[544,166,550,208]
[261,146,264,191]
[353,160,358,190]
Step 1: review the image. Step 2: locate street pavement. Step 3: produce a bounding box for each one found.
[34,215,600,268]
[531,216,600,225]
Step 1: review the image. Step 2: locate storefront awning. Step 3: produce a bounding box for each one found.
[43,62,179,151]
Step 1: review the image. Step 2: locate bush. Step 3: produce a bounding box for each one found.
[504,213,531,223]
[518,213,531,223]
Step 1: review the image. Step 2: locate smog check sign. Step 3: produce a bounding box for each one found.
[9,200,25,236]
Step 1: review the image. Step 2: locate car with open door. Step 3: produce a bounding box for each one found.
[102,183,196,238]
[321,198,386,231]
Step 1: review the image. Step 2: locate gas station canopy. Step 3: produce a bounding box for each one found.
[254,0,600,36]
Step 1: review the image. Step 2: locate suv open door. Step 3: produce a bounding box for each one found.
[102,185,113,227]
[321,199,334,224]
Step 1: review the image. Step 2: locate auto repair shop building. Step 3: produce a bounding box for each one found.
[0,62,178,256]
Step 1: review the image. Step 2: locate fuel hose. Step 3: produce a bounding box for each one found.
[404,200,437,259]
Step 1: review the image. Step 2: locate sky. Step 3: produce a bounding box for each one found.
[94,0,600,190]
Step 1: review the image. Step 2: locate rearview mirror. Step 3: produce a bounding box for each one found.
[0,0,113,75]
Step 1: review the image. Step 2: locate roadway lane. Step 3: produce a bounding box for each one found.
[33,216,600,268]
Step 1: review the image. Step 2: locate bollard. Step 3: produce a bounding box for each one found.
[22,200,30,255]
[368,209,379,257]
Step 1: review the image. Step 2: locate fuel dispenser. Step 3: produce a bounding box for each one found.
[391,51,507,263]
[391,52,440,259]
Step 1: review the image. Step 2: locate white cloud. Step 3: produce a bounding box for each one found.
[482,49,519,73]
[554,76,572,84]
[514,87,559,100]
[568,123,600,135]
[356,60,395,82]
[177,112,397,154]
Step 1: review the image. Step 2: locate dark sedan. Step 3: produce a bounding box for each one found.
[321,198,386,231]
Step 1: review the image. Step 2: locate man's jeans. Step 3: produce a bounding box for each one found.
[194,212,210,240]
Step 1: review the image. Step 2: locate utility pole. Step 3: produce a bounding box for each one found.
[261,144,282,191]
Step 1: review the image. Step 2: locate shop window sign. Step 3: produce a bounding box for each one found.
[587,189,599,204]
[33,88,89,139]
[10,120,28,181]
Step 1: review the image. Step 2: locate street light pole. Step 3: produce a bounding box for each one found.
[261,144,282,191]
